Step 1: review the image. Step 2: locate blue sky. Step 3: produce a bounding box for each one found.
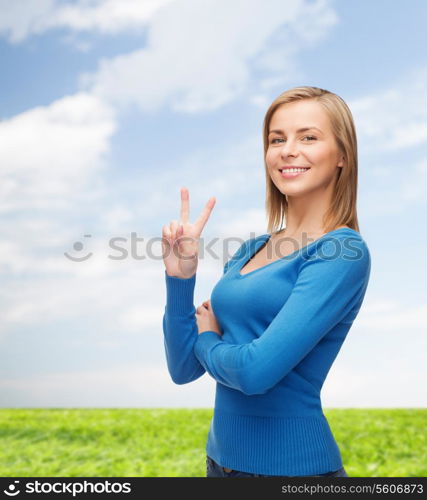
[0,0,426,408]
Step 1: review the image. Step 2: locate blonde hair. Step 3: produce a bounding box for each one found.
[263,86,360,235]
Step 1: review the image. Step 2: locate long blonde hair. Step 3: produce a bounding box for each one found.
[263,86,360,235]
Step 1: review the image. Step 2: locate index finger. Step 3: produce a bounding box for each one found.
[180,187,190,223]
[195,196,216,233]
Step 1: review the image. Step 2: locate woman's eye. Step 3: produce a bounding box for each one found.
[269,136,317,144]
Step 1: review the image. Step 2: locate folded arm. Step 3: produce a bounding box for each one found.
[162,241,245,384]
[193,239,371,395]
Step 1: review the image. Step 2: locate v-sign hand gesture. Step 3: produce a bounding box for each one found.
[162,187,216,279]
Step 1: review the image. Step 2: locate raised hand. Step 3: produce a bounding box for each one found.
[162,187,216,279]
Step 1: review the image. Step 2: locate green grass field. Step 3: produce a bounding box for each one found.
[0,408,425,477]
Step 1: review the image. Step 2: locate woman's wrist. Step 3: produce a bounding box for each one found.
[165,269,196,279]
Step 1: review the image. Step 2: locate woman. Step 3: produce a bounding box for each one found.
[161,86,371,477]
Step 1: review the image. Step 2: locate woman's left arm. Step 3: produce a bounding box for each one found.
[193,239,371,396]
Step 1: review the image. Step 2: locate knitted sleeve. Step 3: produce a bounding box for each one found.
[193,238,371,395]
[162,239,249,384]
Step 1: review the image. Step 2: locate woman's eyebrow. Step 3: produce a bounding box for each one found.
[268,126,322,135]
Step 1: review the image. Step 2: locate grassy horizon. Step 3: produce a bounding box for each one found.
[0,408,425,477]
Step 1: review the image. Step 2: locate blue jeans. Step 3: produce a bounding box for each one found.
[206,455,349,477]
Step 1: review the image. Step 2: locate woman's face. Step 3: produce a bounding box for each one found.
[265,99,344,198]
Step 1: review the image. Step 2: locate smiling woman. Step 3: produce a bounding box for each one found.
[262,87,359,237]
[161,86,371,478]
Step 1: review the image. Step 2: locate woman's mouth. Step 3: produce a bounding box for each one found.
[279,167,311,178]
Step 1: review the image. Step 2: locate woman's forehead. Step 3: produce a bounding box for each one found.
[269,101,330,133]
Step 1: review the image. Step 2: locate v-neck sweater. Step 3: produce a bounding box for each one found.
[162,228,371,476]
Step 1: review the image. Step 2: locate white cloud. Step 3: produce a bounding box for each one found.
[0,0,176,42]
[248,94,272,109]
[0,0,54,43]
[81,0,338,113]
[0,0,340,114]
[0,227,227,340]
[2,313,425,407]
[401,158,427,203]
[0,364,216,407]
[119,305,166,333]
[357,300,427,331]
[348,66,427,211]
[0,252,163,333]
[322,366,425,408]
[350,66,427,152]
[2,0,426,408]
[50,0,176,34]
[0,91,120,337]
[320,294,427,408]
[0,92,116,212]
[0,97,267,343]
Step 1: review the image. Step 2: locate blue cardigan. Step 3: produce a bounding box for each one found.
[162,228,371,476]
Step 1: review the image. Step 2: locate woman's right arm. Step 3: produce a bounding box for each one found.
[162,272,204,384]
[161,187,216,384]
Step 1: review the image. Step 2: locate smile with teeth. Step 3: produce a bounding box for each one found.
[279,167,311,177]
[280,168,310,173]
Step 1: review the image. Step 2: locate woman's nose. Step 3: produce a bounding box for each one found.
[280,140,299,157]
